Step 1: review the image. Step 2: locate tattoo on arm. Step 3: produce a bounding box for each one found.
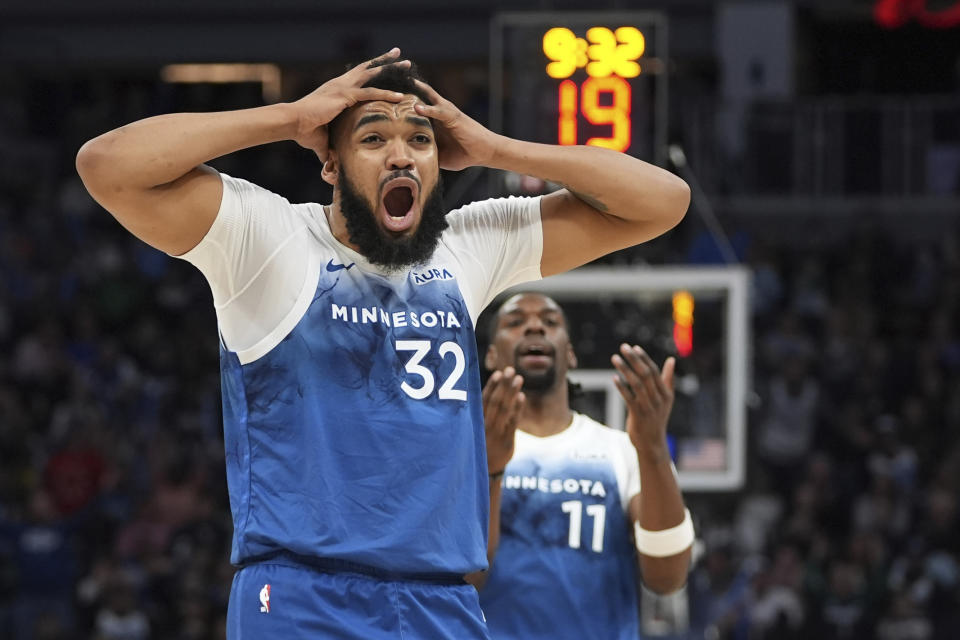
[562,184,609,213]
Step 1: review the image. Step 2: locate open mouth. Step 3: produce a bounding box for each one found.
[379,177,419,233]
[517,343,554,368]
[384,186,413,217]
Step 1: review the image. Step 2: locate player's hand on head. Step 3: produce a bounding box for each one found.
[482,367,525,474]
[290,47,410,161]
[412,79,501,171]
[611,344,676,454]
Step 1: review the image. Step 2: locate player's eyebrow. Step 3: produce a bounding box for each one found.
[406,115,433,130]
[354,113,390,130]
[354,114,433,132]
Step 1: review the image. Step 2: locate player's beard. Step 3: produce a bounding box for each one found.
[337,169,448,272]
[514,354,559,394]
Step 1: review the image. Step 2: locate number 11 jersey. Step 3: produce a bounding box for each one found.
[479,413,643,640]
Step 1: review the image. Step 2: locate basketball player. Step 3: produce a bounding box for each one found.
[75,49,689,639]
[476,293,693,640]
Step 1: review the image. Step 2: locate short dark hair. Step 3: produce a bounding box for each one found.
[328,59,433,149]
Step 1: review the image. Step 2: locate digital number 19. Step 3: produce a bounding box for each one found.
[558,76,632,152]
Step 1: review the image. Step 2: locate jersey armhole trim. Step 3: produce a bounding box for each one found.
[233,248,320,365]
[216,224,309,309]
[609,430,639,513]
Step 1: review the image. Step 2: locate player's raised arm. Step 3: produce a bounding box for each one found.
[611,344,692,594]
[413,80,690,277]
[75,49,410,256]
[481,369,526,557]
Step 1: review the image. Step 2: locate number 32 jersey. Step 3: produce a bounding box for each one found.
[176,174,542,576]
[479,413,643,640]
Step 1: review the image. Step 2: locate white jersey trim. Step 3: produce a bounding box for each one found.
[235,248,320,365]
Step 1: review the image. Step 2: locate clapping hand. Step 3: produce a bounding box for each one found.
[482,367,526,474]
[611,344,675,455]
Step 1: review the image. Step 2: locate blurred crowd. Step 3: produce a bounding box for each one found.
[683,226,960,640]
[1,79,240,640]
[1,76,960,640]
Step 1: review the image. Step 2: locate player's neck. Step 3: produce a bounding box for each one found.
[323,203,362,253]
[520,387,574,438]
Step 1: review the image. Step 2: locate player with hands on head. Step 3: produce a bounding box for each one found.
[77,46,688,639]
[291,52,413,163]
[475,292,693,640]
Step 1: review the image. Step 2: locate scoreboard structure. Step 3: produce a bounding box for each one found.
[503,266,750,493]
[490,11,668,169]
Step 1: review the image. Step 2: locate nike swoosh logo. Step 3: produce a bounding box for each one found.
[326,260,355,272]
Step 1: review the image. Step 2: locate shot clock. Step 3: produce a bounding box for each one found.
[491,12,668,173]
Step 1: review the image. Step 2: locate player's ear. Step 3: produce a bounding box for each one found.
[566,344,578,370]
[321,151,339,186]
[484,344,498,371]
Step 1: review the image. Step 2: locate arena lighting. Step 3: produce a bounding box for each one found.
[672,290,694,358]
[874,0,960,28]
[160,64,282,102]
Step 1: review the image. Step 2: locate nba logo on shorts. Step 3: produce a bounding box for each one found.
[259,584,271,613]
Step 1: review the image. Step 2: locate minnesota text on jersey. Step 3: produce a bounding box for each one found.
[331,303,462,329]
[503,474,608,497]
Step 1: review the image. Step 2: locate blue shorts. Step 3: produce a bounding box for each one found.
[226,560,491,639]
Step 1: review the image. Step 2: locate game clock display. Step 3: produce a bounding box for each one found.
[491,12,667,167]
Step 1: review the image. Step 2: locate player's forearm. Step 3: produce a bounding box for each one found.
[76,103,298,191]
[635,447,691,594]
[489,138,689,224]
[636,445,685,530]
[486,475,504,566]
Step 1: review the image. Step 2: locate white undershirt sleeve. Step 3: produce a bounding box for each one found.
[172,173,313,356]
[621,441,642,510]
[441,196,543,323]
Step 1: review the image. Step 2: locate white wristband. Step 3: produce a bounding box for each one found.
[634,508,694,558]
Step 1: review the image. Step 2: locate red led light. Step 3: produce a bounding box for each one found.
[673,324,693,358]
[672,291,694,358]
[874,0,960,28]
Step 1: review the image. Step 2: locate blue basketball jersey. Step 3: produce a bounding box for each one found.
[179,174,543,576]
[479,413,642,640]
